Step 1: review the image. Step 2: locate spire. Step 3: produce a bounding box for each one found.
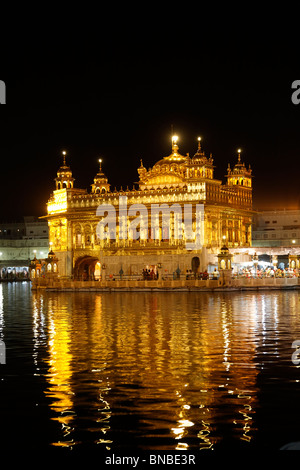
[171,135,179,154]
[197,136,202,152]
[138,158,147,180]
[193,136,206,158]
[237,148,241,163]
[62,150,67,167]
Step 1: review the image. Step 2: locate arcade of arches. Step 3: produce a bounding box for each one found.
[74,255,203,280]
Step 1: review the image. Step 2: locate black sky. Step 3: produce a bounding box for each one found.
[0,27,299,219]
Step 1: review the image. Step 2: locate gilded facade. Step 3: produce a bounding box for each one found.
[43,136,254,279]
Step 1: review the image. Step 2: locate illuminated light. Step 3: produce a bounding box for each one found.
[47,189,68,214]
[172,135,178,143]
[172,427,182,436]
[176,442,189,450]
[179,418,194,427]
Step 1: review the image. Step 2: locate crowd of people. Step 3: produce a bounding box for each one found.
[235,266,299,278]
[185,269,212,280]
[142,268,158,280]
[105,265,299,281]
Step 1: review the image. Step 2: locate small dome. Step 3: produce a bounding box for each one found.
[55,151,75,189]
[91,159,110,194]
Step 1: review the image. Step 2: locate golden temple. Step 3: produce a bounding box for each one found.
[43,135,254,280]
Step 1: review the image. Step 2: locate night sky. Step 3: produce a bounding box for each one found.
[0,28,299,219]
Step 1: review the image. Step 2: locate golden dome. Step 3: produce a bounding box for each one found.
[138,136,189,189]
[154,135,189,167]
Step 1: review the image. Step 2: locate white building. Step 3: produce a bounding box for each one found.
[252,209,300,248]
[0,217,49,279]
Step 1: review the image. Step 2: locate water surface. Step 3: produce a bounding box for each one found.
[1,282,300,453]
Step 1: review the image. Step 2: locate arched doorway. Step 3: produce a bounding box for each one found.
[191,256,200,274]
[94,262,101,280]
[74,256,101,280]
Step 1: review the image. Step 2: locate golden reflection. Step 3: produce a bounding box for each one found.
[29,291,269,450]
[38,292,115,449]
[46,301,76,448]
[45,297,76,447]
[198,420,214,450]
[172,389,194,449]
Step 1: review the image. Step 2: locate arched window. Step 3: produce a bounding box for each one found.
[94,262,101,280]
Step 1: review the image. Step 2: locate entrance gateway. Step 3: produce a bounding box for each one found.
[74,256,101,280]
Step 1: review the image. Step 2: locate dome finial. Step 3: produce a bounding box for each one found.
[237,148,241,163]
[171,134,179,154]
[62,150,67,166]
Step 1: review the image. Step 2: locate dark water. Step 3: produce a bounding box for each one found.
[1,282,300,455]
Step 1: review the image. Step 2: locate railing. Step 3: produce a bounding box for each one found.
[31,276,300,291]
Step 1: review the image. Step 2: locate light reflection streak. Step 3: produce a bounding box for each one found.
[221,300,231,371]
[40,293,114,449]
[32,293,46,369]
[235,391,255,443]
[45,301,77,448]
[198,420,213,450]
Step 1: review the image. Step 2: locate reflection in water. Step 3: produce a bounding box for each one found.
[0,281,284,453]
[28,290,278,451]
[46,301,75,447]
